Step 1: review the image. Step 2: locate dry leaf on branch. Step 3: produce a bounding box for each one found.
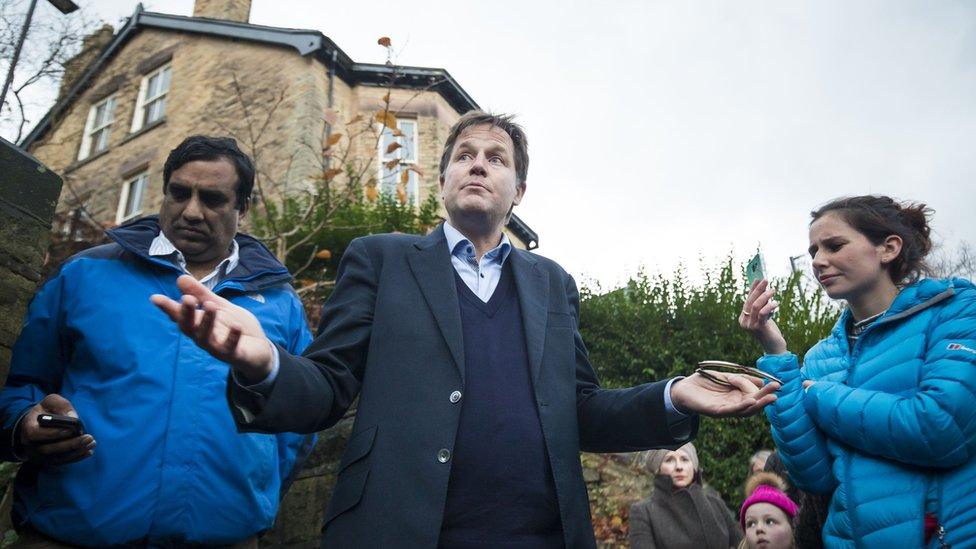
[377,36,391,47]
[400,170,409,185]
[322,168,343,179]
[347,114,363,125]
[384,159,400,170]
[396,185,408,205]
[385,142,402,154]
[391,128,403,137]
[365,185,379,202]
[382,92,391,104]
[375,111,397,129]
[315,249,332,260]
[326,133,343,146]
[408,164,425,176]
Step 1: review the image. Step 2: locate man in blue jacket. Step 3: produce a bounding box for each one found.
[0,136,313,546]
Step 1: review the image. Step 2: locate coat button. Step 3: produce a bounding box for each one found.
[437,449,451,463]
[449,390,462,404]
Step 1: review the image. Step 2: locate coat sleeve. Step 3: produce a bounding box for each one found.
[628,501,657,549]
[568,273,699,452]
[758,353,836,495]
[227,237,373,434]
[0,266,72,462]
[803,289,976,468]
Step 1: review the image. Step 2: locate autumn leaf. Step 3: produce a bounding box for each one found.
[375,111,397,129]
[382,91,391,104]
[385,141,402,154]
[391,128,403,137]
[323,168,343,179]
[365,185,379,202]
[609,516,622,528]
[384,158,400,170]
[315,249,332,260]
[326,132,343,146]
[377,36,391,47]
[396,185,408,205]
[347,113,363,125]
[400,169,409,185]
[324,108,338,126]
[408,164,425,176]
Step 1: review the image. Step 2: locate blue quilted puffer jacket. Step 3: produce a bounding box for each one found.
[758,278,976,549]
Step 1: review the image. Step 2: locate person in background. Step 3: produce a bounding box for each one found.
[748,449,772,476]
[739,195,976,547]
[764,452,829,549]
[738,472,798,549]
[629,442,742,549]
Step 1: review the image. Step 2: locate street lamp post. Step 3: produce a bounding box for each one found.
[0,0,80,116]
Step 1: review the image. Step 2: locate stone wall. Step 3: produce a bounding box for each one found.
[0,141,63,385]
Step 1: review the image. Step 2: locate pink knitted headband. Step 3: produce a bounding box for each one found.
[739,484,799,529]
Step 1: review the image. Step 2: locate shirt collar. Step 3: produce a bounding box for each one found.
[443,220,512,266]
[149,230,240,283]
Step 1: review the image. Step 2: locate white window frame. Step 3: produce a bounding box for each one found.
[116,171,150,224]
[78,95,116,161]
[131,65,171,133]
[377,118,420,204]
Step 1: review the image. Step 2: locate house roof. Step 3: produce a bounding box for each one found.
[21,3,480,148]
[21,3,537,248]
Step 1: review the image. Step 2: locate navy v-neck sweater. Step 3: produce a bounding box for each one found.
[438,264,564,548]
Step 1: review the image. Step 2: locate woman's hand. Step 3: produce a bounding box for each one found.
[739,279,788,355]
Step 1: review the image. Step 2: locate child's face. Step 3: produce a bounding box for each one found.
[744,502,792,549]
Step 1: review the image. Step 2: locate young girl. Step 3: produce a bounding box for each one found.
[738,472,798,549]
[739,195,976,548]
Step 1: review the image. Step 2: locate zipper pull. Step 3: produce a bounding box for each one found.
[938,524,951,548]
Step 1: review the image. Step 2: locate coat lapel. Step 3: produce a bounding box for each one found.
[510,249,549,385]
[407,225,466,381]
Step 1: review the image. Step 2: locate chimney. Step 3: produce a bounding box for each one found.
[56,24,115,104]
[193,0,252,23]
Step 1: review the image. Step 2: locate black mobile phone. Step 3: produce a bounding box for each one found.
[38,413,85,436]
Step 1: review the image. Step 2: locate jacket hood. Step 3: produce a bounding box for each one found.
[106,215,292,292]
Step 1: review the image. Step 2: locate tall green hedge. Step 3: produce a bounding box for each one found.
[578,258,839,507]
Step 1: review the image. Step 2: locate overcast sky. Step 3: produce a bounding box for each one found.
[11,0,976,288]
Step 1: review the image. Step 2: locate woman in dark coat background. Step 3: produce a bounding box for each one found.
[629,442,742,549]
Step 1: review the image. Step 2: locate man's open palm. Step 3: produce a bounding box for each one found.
[151,275,273,381]
[670,371,779,417]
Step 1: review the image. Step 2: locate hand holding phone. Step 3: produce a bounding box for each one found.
[18,394,95,465]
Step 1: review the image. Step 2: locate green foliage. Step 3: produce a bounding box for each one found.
[578,257,839,507]
[251,186,441,328]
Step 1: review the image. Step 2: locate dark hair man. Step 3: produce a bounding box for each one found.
[153,113,778,547]
[0,136,314,546]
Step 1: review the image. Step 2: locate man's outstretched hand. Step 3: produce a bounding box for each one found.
[670,371,779,417]
[151,275,273,383]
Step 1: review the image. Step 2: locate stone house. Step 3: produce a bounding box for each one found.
[21,0,538,250]
[16,0,538,543]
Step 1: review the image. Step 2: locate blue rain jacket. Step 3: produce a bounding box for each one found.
[0,216,314,546]
[759,278,976,548]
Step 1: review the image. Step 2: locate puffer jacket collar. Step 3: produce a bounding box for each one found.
[828,278,971,342]
[106,215,292,293]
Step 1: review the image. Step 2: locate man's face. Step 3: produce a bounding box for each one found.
[440,124,525,229]
[159,158,244,266]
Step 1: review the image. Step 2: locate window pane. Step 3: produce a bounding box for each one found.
[380,165,397,195]
[146,97,166,124]
[125,175,147,218]
[381,128,397,161]
[398,120,417,162]
[159,67,171,93]
[94,102,108,126]
[407,170,419,203]
[93,128,110,153]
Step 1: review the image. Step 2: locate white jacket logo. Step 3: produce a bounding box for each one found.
[947,342,976,355]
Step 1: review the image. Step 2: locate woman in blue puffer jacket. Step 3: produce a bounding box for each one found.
[738,195,976,548]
